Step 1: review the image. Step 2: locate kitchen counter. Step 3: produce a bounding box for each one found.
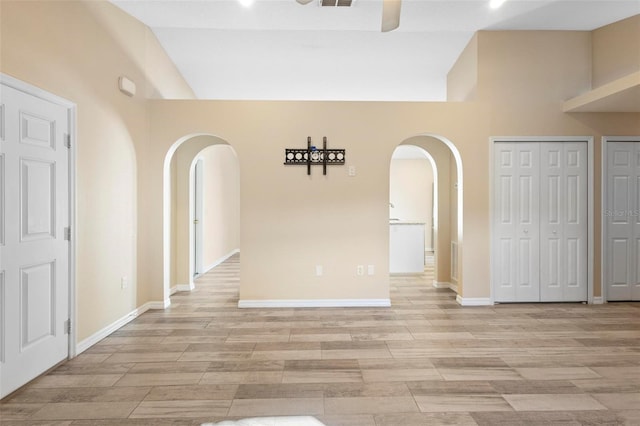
[390,222,425,273]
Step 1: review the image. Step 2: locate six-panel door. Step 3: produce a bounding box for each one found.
[606,141,640,301]
[0,83,70,398]
[493,141,588,303]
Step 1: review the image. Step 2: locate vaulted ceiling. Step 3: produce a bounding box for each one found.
[111,0,640,101]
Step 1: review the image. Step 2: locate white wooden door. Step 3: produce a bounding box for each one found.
[193,158,203,276]
[606,141,640,301]
[539,143,588,302]
[493,141,588,303]
[493,142,540,302]
[0,83,70,397]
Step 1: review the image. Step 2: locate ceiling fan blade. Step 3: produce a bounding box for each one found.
[296,0,315,4]
[381,0,401,32]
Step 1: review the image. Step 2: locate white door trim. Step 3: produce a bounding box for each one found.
[1,73,77,358]
[191,157,204,279]
[489,136,594,304]
[601,136,640,303]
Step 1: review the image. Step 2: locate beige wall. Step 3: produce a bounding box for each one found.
[3,0,639,347]
[399,137,455,286]
[147,102,488,301]
[389,159,434,250]
[592,15,640,88]
[449,153,459,284]
[201,145,241,269]
[0,0,194,340]
[471,30,640,298]
[447,34,478,102]
[477,31,593,103]
[170,136,238,289]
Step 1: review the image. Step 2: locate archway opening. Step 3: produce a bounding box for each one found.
[163,134,240,301]
[390,134,463,294]
[390,145,437,275]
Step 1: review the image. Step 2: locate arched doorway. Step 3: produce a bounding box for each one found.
[389,145,437,274]
[390,134,463,294]
[163,134,240,298]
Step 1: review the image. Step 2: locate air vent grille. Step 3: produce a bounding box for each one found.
[321,0,353,6]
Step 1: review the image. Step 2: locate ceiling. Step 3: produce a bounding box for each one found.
[111,0,640,101]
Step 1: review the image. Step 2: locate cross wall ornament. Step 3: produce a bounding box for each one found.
[284,137,345,175]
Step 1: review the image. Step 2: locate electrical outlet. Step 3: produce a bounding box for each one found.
[121,277,128,289]
[357,265,364,276]
[367,265,375,276]
[348,166,356,177]
[316,265,323,276]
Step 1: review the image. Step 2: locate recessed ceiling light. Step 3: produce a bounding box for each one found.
[490,0,507,9]
[238,0,254,7]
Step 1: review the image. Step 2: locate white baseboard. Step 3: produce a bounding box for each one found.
[203,249,240,275]
[592,296,604,304]
[432,281,458,293]
[147,299,171,310]
[172,283,194,293]
[238,299,391,308]
[76,299,165,354]
[456,295,493,306]
[174,249,239,294]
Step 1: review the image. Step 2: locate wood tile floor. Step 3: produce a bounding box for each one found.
[3,254,640,425]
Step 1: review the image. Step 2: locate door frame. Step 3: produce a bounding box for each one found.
[601,136,640,303]
[489,136,594,304]
[1,73,77,358]
[191,157,204,279]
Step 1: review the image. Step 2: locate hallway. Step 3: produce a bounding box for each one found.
[2,255,640,425]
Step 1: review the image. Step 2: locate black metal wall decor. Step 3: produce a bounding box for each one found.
[284,137,345,175]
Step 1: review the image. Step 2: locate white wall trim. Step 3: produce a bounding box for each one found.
[175,283,195,293]
[238,299,391,308]
[592,296,604,305]
[433,281,458,293]
[152,299,171,309]
[456,295,493,306]
[489,136,594,304]
[76,300,164,354]
[202,249,240,275]
[191,157,204,277]
[588,135,595,304]
[1,73,79,359]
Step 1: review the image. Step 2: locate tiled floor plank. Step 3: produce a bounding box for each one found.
[2,254,639,424]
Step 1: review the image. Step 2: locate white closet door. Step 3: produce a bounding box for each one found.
[539,142,588,302]
[0,83,70,397]
[493,142,540,302]
[493,141,588,303]
[606,141,640,301]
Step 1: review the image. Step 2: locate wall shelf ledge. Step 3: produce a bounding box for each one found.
[563,71,640,112]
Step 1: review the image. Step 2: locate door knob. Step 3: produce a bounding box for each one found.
[194,219,199,224]
[524,229,528,234]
